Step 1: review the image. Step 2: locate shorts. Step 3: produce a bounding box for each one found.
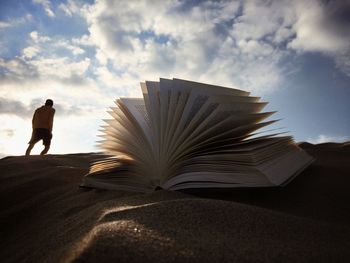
[28,128,52,146]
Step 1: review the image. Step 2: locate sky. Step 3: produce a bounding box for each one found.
[0,0,349,157]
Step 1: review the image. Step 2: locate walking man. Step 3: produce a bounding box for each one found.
[25,99,55,156]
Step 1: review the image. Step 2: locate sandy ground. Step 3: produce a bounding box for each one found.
[0,143,350,262]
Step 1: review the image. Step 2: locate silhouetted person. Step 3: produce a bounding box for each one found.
[26,99,55,156]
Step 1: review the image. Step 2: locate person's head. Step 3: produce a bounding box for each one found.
[45,99,53,107]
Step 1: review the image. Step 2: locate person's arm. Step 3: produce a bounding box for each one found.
[32,110,37,129]
[49,108,55,132]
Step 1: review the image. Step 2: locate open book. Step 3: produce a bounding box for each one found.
[82,78,314,192]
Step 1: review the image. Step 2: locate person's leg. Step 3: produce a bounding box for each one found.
[40,145,50,155]
[25,143,35,156]
[26,129,40,156]
[41,130,52,155]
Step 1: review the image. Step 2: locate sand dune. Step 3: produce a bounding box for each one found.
[1,143,350,262]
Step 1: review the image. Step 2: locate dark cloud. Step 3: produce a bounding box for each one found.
[0,57,89,86]
[109,31,134,52]
[0,97,32,117]
[0,97,87,118]
[54,103,86,116]
[0,58,39,82]
[1,129,15,137]
[60,74,91,86]
[323,0,350,37]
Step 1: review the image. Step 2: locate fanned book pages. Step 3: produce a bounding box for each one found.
[81,78,314,192]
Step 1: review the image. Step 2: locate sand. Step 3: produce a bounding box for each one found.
[0,143,350,262]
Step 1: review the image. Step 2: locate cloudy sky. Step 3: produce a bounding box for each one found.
[0,0,349,157]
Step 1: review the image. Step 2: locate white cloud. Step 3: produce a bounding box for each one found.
[288,1,348,53]
[30,57,90,79]
[59,0,76,16]
[72,34,94,47]
[42,57,86,81]
[56,39,85,55]
[81,0,289,93]
[28,31,85,55]
[30,31,50,42]
[0,14,33,30]
[32,0,55,17]
[0,58,37,80]
[79,0,350,87]
[286,0,350,76]
[231,0,294,42]
[0,55,90,83]
[23,46,40,58]
[0,32,90,83]
[0,21,11,29]
[307,134,349,144]
[2,0,350,106]
[58,0,85,17]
